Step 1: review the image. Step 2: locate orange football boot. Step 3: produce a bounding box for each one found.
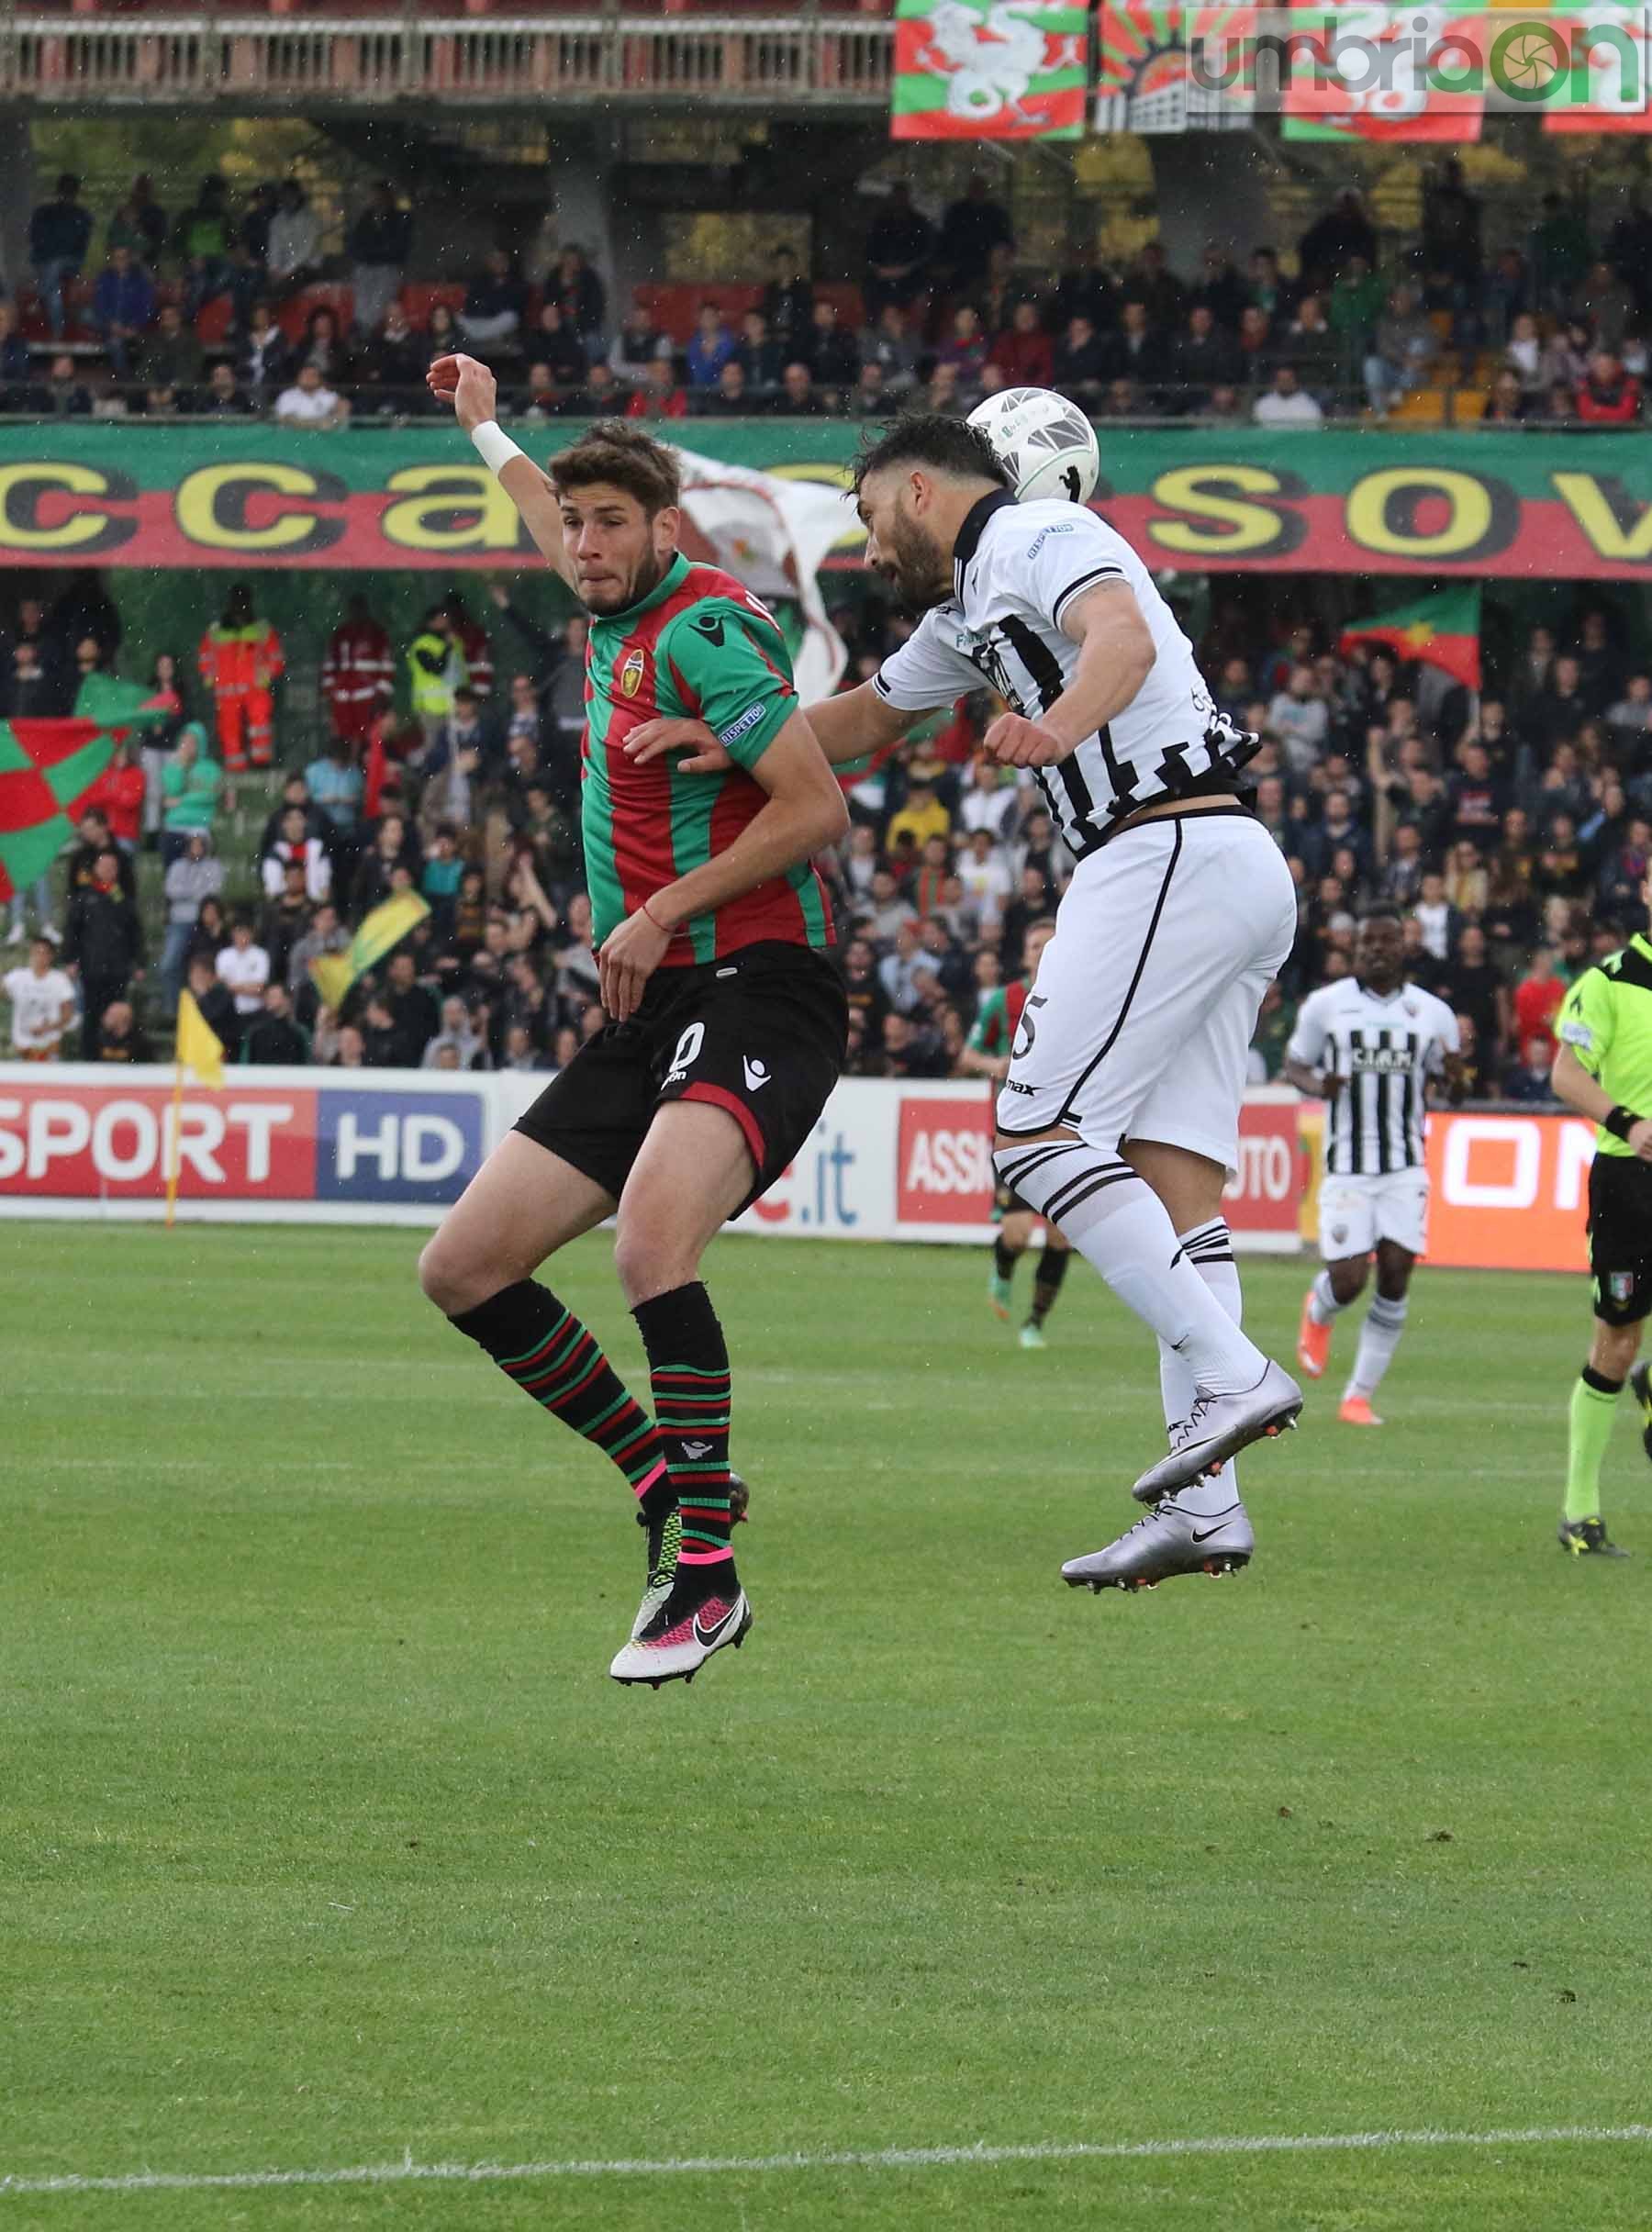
[1297,1289,1332,1379]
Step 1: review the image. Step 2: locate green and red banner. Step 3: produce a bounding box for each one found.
[9,424,1652,581]
[891,0,1089,139]
[1095,4,1256,130]
[1281,3,1487,142]
[1540,1,1652,131]
[0,678,169,907]
[1340,585,1482,686]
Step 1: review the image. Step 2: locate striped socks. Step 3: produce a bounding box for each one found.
[1160,1218,1245,1522]
[1347,1293,1408,1403]
[633,1283,736,1570]
[993,1137,1268,1394]
[449,1279,670,1508]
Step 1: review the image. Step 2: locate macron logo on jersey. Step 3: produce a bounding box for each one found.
[718,703,767,749]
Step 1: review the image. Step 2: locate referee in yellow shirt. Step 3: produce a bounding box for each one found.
[1551,910,1652,1556]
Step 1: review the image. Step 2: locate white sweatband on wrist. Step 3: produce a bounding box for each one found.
[471,420,525,476]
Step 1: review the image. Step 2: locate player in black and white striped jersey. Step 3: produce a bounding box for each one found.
[1285,913,1466,1427]
[853,415,1304,1587]
[624,416,1305,1590]
[865,454,1256,862]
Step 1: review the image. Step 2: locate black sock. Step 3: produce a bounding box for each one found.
[632,1283,736,1579]
[1030,1244,1070,1327]
[992,1237,1017,1280]
[450,1279,669,1504]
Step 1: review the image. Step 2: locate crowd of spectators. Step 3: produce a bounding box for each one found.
[5,572,1646,1106]
[7,162,1652,428]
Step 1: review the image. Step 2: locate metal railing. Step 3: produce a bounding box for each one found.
[2,392,1622,429]
[0,11,895,107]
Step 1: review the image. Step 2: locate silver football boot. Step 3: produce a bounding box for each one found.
[1062,1497,1255,1592]
[1131,1360,1301,1504]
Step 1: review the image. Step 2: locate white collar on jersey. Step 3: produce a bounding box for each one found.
[952,488,1020,597]
[1352,977,1409,1003]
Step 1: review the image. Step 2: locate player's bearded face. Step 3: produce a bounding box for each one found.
[864,486,951,613]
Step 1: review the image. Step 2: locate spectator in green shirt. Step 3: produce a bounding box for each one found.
[1328,254,1387,363]
[160,723,226,865]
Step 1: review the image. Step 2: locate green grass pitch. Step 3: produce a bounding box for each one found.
[6,1223,1651,2230]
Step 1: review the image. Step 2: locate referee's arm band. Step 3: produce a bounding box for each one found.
[1605,1105,1642,1142]
[471,420,526,476]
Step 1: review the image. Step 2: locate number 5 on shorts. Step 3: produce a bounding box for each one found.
[1012,995,1047,1063]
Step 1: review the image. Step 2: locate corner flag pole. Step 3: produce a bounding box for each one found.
[164,1056,184,1228]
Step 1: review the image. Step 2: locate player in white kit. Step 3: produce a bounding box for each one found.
[1284,912,1465,1424]
[626,415,1302,1590]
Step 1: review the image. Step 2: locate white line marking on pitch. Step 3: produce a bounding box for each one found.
[2,2124,1649,2198]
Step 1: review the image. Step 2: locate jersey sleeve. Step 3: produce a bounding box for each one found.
[1284,990,1329,1070]
[1425,1000,1462,1072]
[1007,508,1131,635]
[660,600,798,772]
[1557,966,1614,1075]
[872,610,980,712]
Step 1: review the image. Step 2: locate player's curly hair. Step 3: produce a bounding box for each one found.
[549,420,682,516]
[850,413,1011,497]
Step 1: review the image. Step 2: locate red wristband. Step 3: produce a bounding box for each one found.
[642,897,671,933]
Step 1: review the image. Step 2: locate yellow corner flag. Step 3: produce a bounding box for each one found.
[309,890,430,1010]
[166,991,226,1228]
[175,988,226,1088]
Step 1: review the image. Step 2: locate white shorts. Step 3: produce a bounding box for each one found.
[1317,1169,1431,1260]
[996,808,1298,1176]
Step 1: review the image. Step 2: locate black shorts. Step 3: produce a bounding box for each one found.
[515,941,847,1215]
[1587,1153,1652,1325]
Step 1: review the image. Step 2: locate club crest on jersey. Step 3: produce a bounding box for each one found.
[1612,1271,1635,1303]
[620,647,647,698]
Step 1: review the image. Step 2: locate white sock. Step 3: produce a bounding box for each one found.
[1160,1220,1245,1520]
[995,1142,1267,1394]
[1346,1293,1407,1401]
[1308,1268,1345,1325]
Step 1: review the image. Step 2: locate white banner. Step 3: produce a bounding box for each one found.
[0,1066,1305,1247]
[673,446,850,706]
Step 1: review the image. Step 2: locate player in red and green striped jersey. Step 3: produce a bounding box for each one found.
[957,919,1071,1350]
[417,358,849,1691]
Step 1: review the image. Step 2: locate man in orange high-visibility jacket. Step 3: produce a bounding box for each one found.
[198,583,285,771]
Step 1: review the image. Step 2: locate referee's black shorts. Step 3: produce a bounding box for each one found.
[514,941,847,1216]
[1587,1152,1652,1325]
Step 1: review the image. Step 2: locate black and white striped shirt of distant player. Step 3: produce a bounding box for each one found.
[866,489,1256,853]
[1285,976,1461,1178]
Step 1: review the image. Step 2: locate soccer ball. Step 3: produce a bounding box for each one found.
[967,386,1100,507]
